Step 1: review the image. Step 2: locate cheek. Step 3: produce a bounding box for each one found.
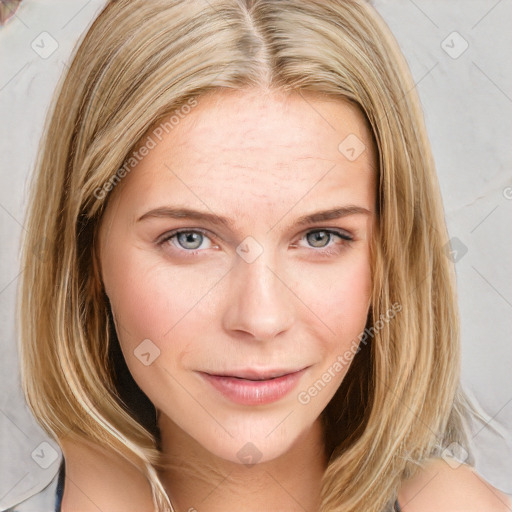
[294,256,372,407]
[101,248,206,398]
[298,251,372,336]
[101,240,163,342]
[102,229,371,359]
[337,257,372,328]
[101,243,222,353]
[304,253,372,387]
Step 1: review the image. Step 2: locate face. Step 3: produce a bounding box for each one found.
[98,88,376,465]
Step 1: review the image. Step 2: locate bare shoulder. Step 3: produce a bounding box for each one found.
[397,457,512,512]
[60,437,155,512]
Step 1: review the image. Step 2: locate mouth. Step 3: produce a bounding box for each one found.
[198,367,309,405]
[209,368,307,381]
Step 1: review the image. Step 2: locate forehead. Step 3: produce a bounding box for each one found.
[110,89,377,221]
[172,88,370,153]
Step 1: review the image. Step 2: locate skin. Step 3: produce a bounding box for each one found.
[59,437,154,511]
[98,88,375,511]
[398,457,512,511]
[60,89,512,511]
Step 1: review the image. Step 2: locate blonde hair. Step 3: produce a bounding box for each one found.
[18,0,475,510]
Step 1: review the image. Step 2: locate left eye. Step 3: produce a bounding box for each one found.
[303,229,352,249]
[157,228,353,254]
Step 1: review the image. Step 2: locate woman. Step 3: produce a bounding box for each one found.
[16,0,511,511]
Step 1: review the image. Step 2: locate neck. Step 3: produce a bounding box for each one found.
[157,415,327,512]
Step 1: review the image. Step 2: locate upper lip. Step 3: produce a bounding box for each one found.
[202,367,308,381]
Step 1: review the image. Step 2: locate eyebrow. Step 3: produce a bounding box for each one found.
[136,205,372,229]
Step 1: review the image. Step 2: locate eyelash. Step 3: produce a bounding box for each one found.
[157,228,354,257]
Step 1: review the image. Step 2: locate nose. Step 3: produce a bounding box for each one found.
[221,251,295,342]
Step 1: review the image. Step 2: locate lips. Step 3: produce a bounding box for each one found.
[199,367,309,405]
[210,368,306,381]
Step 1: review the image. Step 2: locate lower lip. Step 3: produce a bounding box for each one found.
[200,368,307,405]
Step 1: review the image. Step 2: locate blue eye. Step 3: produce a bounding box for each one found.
[159,229,213,252]
[175,231,205,250]
[157,228,353,256]
[304,229,352,249]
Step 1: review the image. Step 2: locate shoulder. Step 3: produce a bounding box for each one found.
[59,437,155,512]
[397,457,512,512]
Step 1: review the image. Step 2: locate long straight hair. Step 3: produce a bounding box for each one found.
[18,1,474,510]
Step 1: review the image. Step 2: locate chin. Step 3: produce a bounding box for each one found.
[186,412,318,466]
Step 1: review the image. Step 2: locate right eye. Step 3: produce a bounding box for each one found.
[158,229,215,254]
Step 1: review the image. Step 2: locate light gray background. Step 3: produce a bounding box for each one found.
[1,0,511,509]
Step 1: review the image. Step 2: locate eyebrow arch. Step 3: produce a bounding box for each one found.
[136,205,372,228]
